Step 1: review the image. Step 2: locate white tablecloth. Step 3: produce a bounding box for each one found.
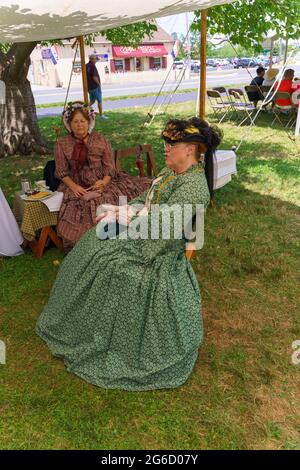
[213,150,237,189]
[0,188,24,256]
[20,190,64,212]
[41,191,64,212]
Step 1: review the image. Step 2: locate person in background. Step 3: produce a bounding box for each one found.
[55,101,151,251]
[262,68,279,88]
[247,66,266,106]
[86,54,108,120]
[261,68,279,103]
[274,69,296,107]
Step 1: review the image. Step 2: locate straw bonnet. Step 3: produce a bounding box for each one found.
[265,68,279,80]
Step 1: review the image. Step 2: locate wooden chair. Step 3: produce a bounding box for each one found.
[29,226,63,258]
[114,144,158,177]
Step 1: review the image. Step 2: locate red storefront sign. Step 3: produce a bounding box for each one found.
[112,44,168,58]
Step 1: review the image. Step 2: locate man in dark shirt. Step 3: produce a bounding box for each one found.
[86,54,108,119]
[246,66,266,106]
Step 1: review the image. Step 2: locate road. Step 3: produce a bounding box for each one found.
[33,66,300,105]
[37,92,199,118]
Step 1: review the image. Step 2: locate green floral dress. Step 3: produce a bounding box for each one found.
[36,163,210,391]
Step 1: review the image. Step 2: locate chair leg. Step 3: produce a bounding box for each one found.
[286,112,296,128]
[47,226,64,252]
[239,110,256,127]
[218,111,228,123]
[271,114,277,126]
[34,226,51,258]
[34,226,63,258]
[211,107,220,122]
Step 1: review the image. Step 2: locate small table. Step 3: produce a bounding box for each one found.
[13,192,63,257]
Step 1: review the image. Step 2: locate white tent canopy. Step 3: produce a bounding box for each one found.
[0,1,235,43]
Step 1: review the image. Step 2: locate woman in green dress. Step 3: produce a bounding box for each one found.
[36,118,222,391]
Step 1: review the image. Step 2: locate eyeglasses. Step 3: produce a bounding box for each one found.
[164,142,183,150]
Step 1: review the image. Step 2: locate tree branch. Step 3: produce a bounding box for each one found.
[208,37,230,46]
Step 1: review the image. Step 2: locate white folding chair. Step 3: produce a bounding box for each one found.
[271,92,297,128]
[207,89,232,123]
[228,89,256,126]
[244,85,265,107]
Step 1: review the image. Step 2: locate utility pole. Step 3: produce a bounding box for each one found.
[78,36,89,104]
[199,9,207,119]
[185,12,191,80]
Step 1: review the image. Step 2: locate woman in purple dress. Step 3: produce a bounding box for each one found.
[55,102,151,251]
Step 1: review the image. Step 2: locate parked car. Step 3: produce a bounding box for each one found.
[234,58,259,68]
[219,59,230,66]
[206,59,216,67]
[173,60,185,69]
[261,58,276,67]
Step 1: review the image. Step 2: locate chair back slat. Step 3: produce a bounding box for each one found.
[261,85,271,94]
[228,88,244,97]
[207,89,222,99]
[244,85,259,93]
[213,86,226,94]
[114,144,158,177]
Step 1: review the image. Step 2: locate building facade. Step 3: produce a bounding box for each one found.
[29,25,175,88]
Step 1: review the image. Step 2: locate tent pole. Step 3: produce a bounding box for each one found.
[78,36,89,104]
[199,9,207,119]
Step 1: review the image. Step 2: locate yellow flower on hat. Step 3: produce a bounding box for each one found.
[185,126,200,135]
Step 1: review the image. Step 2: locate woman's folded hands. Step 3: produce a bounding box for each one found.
[86,180,106,193]
[95,204,137,226]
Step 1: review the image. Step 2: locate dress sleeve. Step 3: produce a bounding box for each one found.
[123,173,210,263]
[101,137,116,178]
[54,141,70,179]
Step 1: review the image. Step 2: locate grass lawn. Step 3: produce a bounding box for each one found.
[0,102,300,450]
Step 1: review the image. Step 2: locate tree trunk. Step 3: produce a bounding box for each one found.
[268,37,274,69]
[283,36,288,65]
[0,42,48,158]
[0,78,48,158]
